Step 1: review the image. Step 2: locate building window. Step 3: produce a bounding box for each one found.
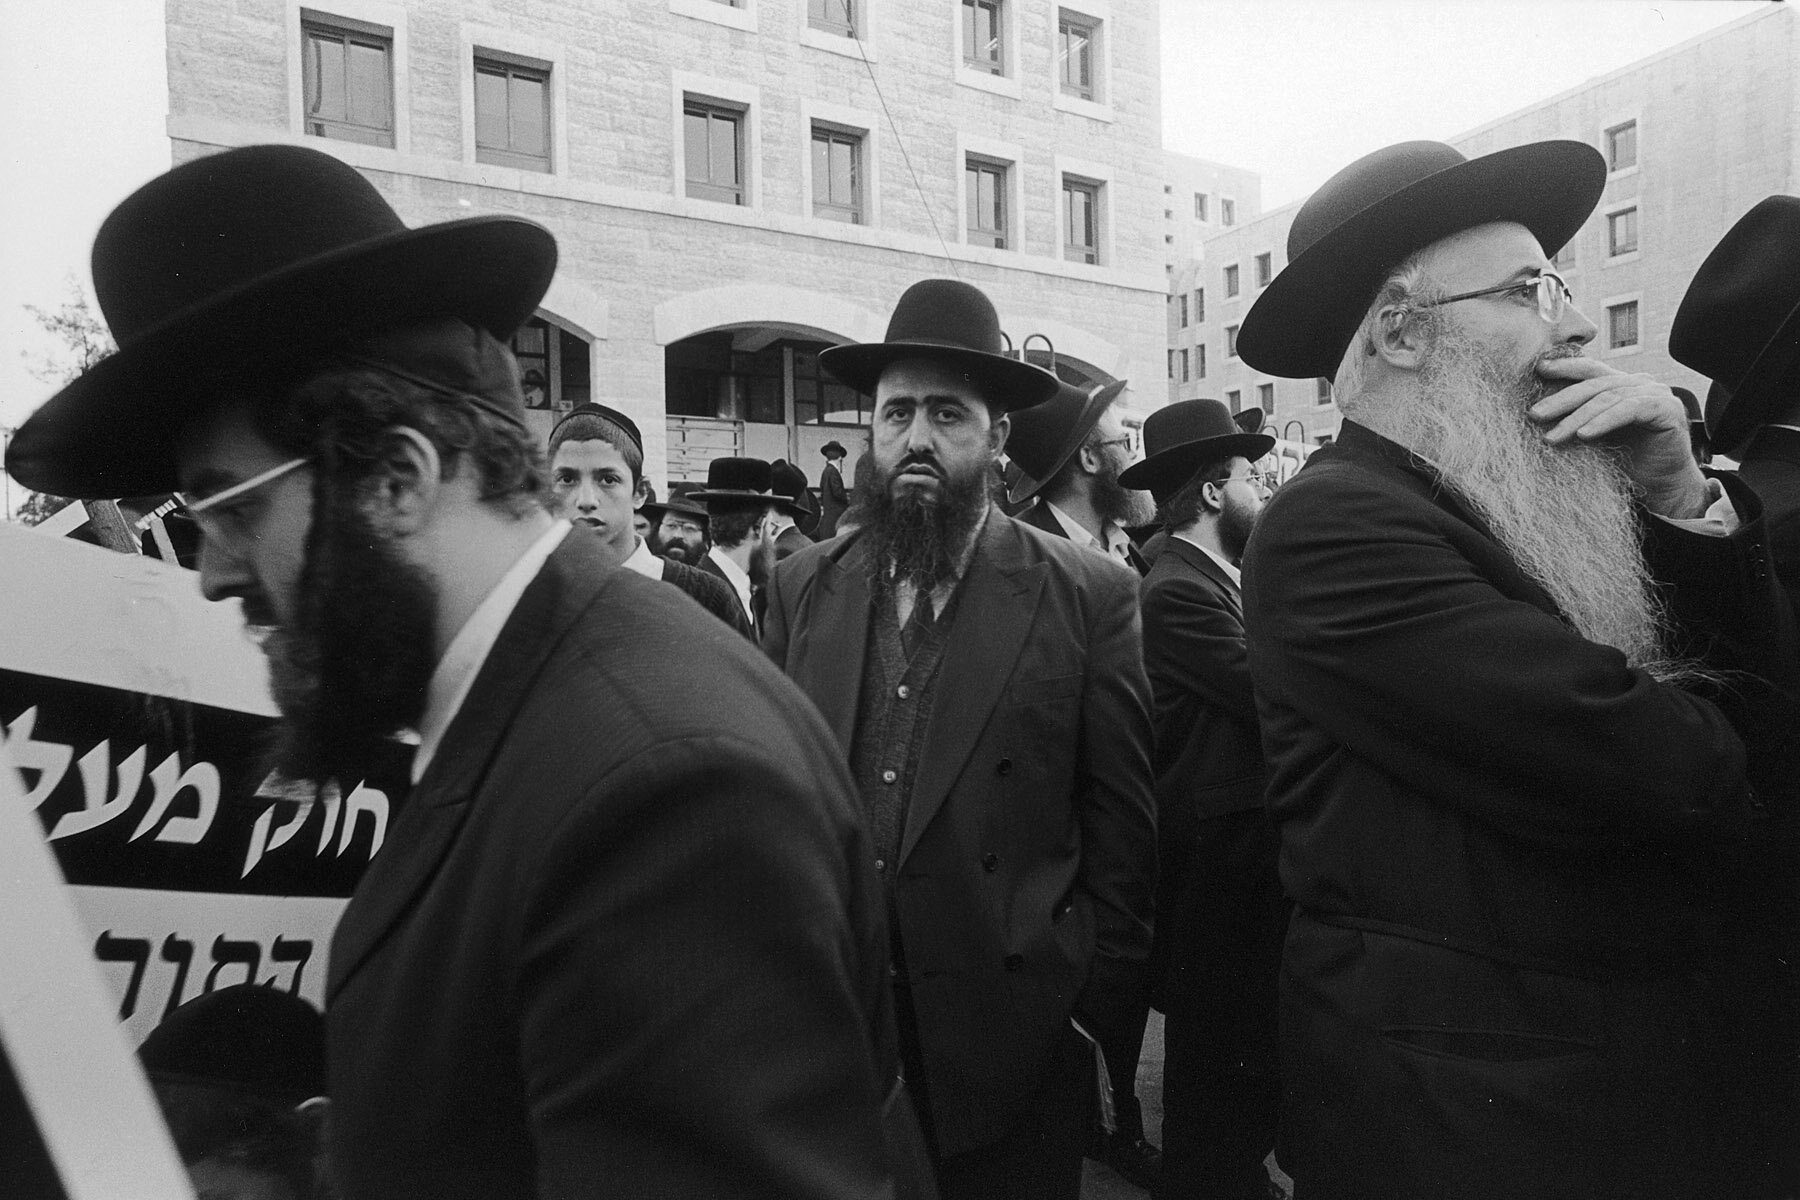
[963,0,1004,75]
[1195,344,1207,379]
[1315,377,1332,405]
[1254,252,1273,288]
[302,15,394,147]
[1167,350,1176,381]
[512,316,591,412]
[1607,300,1639,349]
[1057,10,1098,101]
[1605,120,1637,172]
[1063,176,1101,264]
[1178,294,1189,327]
[685,100,745,204]
[966,156,1009,249]
[1194,193,1208,221]
[1608,206,1638,256]
[474,54,550,171]
[1224,264,1240,298]
[811,125,862,224]
[1194,289,1204,322]
[1257,382,1274,409]
[1226,324,1240,358]
[1180,349,1190,382]
[1220,197,1236,226]
[808,0,855,36]
[1553,239,1578,269]
[1226,388,1241,412]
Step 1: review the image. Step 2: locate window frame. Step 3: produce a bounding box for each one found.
[1061,174,1103,265]
[1178,294,1189,327]
[1180,348,1190,383]
[670,0,758,32]
[1226,324,1240,359]
[292,4,408,152]
[1051,3,1111,120]
[1254,251,1273,289]
[468,45,556,173]
[1195,343,1206,380]
[684,100,748,205]
[1194,192,1209,222]
[1604,200,1640,261]
[1220,197,1237,226]
[956,0,1022,98]
[957,133,1023,253]
[1194,288,1204,323]
[673,72,762,209]
[1601,293,1643,357]
[809,122,866,226]
[1603,116,1639,175]
[965,155,1011,250]
[1224,263,1241,298]
[1256,381,1274,410]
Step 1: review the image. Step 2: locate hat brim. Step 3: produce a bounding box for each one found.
[1238,141,1605,380]
[1703,300,1800,452]
[1118,432,1275,501]
[643,499,710,523]
[8,216,557,499]
[1007,380,1126,505]
[818,341,1061,413]
[688,488,810,520]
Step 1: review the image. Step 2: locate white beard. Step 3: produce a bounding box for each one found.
[1382,327,1680,674]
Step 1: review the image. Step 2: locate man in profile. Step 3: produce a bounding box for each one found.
[1007,379,1154,576]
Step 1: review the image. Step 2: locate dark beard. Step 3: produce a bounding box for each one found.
[263,495,438,786]
[1218,493,1256,562]
[1091,456,1157,531]
[853,456,992,602]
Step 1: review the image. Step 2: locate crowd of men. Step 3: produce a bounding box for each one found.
[6,136,1798,1200]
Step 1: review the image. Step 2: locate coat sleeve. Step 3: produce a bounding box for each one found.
[1141,569,1255,724]
[1246,466,1774,851]
[1069,559,1158,1035]
[515,740,896,1200]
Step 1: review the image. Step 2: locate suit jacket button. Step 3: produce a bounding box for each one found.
[1003,953,1024,972]
[996,758,1012,776]
[982,853,999,872]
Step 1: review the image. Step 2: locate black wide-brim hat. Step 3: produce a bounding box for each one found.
[139,983,326,1108]
[1118,398,1274,504]
[818,278,1060,412]
[1005,379,1127,505]
[1232,406,1266,436]
[1238,140,1605,380]
[642,496,710,524]
[7,144,557,499]
[688,456,809,519]
[1670,196,1800,452]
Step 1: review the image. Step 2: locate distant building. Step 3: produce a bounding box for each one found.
[163,0,1170,487]
[1176,1,1800,447]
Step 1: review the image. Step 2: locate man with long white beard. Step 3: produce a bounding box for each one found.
[763,278,1156,1200]
[1233,140,1799,1200]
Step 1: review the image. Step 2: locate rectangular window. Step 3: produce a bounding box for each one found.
[475,54,550,171]
[966,156,1008,249]
[1180,349,1190,382]
[1063,176,1101,264]
[808,0,855,36]
[1316,377,1332,405]
[811,125,862,224]
[1607,300,1639,349]
[1057,10,1097,101]
[1257,382,1274,409]
[685,100,745,204]
[963,0,1004,75]
[1220,197,1236,226]
[1167,349,1176,381]
[1177,294,1189,327]
[1255,252,1273,288]
[1194,289,1204,322]
[1195,343,1207,379]
[303,16,394,147]
[1226,324,1240,358]
[1608,206,1638,256]
[1226,388,1241,412]
[1194,192,1209,221]
[1605,120,1637,172]
[1224,264,1240,297]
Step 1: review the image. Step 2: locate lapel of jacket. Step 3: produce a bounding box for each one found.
[799,535,875,754]
[901,514,1045,865]
[1020,500,1065,540]
[1745,425,1800,467]
[1167,536,1242,615]
[327,533,611,1003]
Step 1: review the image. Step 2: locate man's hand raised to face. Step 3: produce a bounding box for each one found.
[1529,356,1711,520]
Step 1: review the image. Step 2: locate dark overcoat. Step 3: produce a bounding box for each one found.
[819,460,850,540]
[1242,419,1800,1200]
[762,513,1157,1156]
[326,534,901,1199]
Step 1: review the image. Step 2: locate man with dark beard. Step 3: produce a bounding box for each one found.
[1117,399,1284,1200]
[1232,140,1799,1200]
[762,278,1157,1200]
[6,145,919,1200]
[645,494,711,565]
[1007,380,1155,576]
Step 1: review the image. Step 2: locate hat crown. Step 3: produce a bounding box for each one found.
[1288,141,1469,263]
[1672,196,1800,395]
[770,459,808,500]
[882,278,1010,357]
[93,145,409,346]
[1141,398,1242,458]
[1005,382,1094,480]
[704,457,773,492]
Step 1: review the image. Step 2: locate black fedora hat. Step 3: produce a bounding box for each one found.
[139,983,326,1108]
[1118,399,1274,504]
[1670,196,1800,452]
[642,495,710,525]
[772,459,821,535]
[1233,406,1266,436]
[1238,140,1604,380]
[1005,379,1128,505]
[688,456,809,519]
[821,440,848,458]
[7,144,557,499]
[818,278,1060,412]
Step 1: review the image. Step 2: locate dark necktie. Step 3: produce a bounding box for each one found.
[901,592,934,659]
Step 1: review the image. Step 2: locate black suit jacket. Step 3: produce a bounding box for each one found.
[326,533,900,1199]
[819,461,849,540]
[763,512,1156,1156]
[1017,498,1150,576]
[1738,425,1800,621]
[660,555,755,639]
[1243,419,1800,1196]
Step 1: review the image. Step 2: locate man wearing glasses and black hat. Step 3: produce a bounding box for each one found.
[763,279,1156,1200]
[1234,140,1798,1199]
[6,145,917,1200]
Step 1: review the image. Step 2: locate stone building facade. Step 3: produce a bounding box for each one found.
[163,0,1170,488]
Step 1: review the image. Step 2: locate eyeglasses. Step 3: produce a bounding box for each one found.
[1416,270,1572,325]
[177,456,310,545]
[1210,469,1272,489]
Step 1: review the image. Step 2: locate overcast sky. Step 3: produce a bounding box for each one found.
[0,0,1770,442]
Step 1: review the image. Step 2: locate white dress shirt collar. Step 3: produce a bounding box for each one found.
[1045,499,1133,565]
[412,521,570,784]
[708,545,754,620]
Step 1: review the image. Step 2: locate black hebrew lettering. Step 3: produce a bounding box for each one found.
[160,934,194,1019]
[204,935,261,992]
[94,931,150,1021]
[268,937,314,995]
